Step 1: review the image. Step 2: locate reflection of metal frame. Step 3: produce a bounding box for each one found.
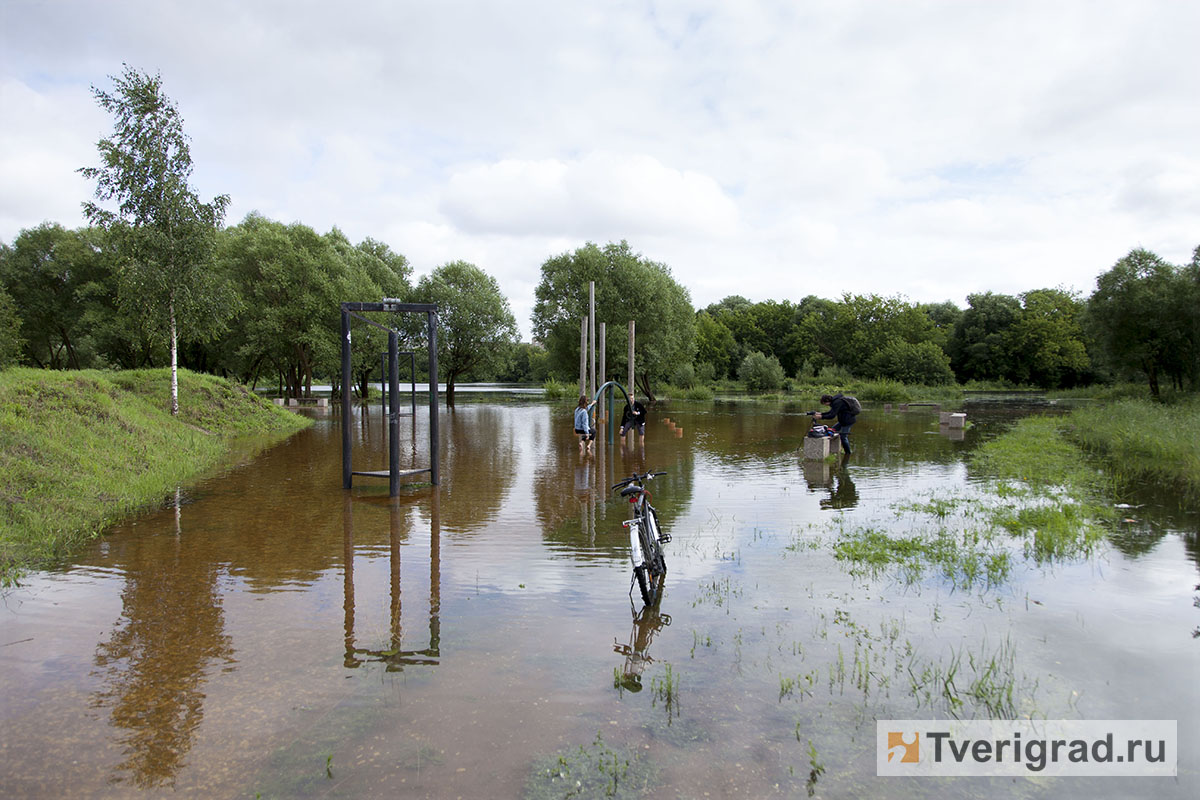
[340,300,439,494]
[342,494,442,671]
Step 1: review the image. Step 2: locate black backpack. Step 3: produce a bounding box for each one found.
[844,395,862,415]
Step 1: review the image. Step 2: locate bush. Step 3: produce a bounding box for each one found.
[816,364,855,384]
[738,351,785,392]
[695,361,716,384]
[542,378,571,400]
[869,340,955,385]
[671,362,696,388]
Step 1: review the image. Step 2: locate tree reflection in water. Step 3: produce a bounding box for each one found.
[90,491,234,788]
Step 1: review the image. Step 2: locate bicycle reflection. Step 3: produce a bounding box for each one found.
[613,581,671,693]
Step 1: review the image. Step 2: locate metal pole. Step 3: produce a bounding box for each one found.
[409,352,416,419]
[380,352,387,409]
[341,307,352,489]
[389,330,400,497]
[428,310,440,486]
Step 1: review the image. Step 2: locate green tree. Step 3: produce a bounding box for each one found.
[0,286,23,368]
[948,292,1023,383]
[414,260,518,405]
[1008,289,1090,388]
[868,340,955,385]
[531,241,695,399]
[80,65,230,415]
[1088,248,1196,397]
[0,223,100,368]
[218,215,348,399]
[694,311,737,380]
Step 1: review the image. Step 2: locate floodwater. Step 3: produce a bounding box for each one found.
[1,397,1197,798]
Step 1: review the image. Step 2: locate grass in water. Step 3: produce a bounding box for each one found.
[525,733,654,800]
[1066,397,1200,500]
[0,367,309,583]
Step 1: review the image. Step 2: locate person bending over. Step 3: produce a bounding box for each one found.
[811,392,860,455]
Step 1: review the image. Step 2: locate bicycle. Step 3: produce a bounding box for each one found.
[612,470,671,605]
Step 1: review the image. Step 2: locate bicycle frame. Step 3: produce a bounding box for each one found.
[614,471,669,605]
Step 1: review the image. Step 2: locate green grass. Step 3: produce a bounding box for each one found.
[1065,397,1200,499]
[0,367,310,584]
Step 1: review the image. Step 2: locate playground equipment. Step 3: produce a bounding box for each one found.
[340,300,439,495]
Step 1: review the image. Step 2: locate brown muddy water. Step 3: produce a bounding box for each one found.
[1,397,1197,799]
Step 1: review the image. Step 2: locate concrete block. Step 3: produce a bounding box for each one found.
[802,434,841,460]
[288,398,299,407]
[948,412,966,429]
[317,398,328,408]
[273,398,285,406]
[939,411,951,425]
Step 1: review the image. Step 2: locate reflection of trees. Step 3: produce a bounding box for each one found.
[534,409,696,558]
[90,499,234,788]
[436,406,517,535]
[342,492,441,670]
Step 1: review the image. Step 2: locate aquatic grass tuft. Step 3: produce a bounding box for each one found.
[525,733,654,800]
[832,526,1012,588]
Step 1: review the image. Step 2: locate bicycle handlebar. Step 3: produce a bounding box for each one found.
[611,470,667,491]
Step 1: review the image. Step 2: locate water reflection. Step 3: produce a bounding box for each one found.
[89,493,234,788]
[613,583,671,693]
[341,493,441,670]
[800,456,860,510]
[820,459,859,510]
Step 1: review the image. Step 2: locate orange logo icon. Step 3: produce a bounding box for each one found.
[887,732,920,763]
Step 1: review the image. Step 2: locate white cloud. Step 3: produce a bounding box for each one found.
[440,152,739,239]
[2,0,1199,341]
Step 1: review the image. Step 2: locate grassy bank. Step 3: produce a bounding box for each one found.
[0,367,311,584]
[1066,397,1200,499]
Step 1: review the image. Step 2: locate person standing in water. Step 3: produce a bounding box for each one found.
[574,395,597,454]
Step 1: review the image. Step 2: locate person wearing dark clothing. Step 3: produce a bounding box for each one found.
[812,393,859,455]
[619,399,647,441]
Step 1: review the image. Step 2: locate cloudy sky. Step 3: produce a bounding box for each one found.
[2,0,1198,340]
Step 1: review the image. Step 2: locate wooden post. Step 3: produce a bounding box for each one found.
[627,320,635,398]
[627,320,635,445]
[579,317,587,396]
[598,322,606,420]
[588,281,596,398]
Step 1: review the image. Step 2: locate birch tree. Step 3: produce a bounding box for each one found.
[80,65,230,414]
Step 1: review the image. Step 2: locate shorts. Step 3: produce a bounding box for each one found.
[575,428,596,441]
[620,422,645,435]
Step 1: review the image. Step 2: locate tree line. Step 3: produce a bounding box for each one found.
[0,66,1197,401]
